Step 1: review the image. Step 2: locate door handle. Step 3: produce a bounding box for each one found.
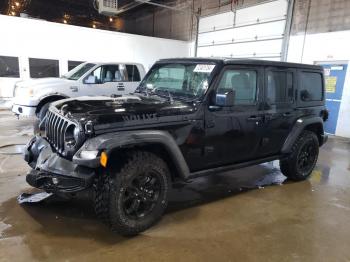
[70,86,78,92]
[247,115,263,121]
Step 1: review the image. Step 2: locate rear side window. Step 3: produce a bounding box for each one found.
[267,71,293,104]
[217,69,257,105]
[29,58,59,78]
[300,72,323,101]
[126,65,141,81]
[0,56,20,78]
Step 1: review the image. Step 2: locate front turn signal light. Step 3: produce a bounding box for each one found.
[100,151,108,168]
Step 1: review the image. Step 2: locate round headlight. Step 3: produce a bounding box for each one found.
[65,125,78,148]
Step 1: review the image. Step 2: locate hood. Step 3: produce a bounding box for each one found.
[16,77,74,89]
[52,94,198,132]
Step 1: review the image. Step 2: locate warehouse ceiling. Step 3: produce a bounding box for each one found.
[0,0,178,31]
[0,0,263,41]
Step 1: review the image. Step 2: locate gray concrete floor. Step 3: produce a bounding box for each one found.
[0,110,350,262]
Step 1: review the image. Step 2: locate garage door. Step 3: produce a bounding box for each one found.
[197,0,291,61]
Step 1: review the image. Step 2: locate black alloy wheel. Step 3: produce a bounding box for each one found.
[296,140,318,174]
[121,172,161,220]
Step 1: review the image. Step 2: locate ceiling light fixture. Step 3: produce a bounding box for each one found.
[109,17,113,22]
[63,19,67,24]
[15,2,20,7]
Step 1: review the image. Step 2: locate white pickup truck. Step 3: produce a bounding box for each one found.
[12,62,145,121]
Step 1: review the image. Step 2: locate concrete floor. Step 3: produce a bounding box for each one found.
[0,111,350,262]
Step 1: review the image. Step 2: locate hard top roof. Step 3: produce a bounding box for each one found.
[157,57,323,70]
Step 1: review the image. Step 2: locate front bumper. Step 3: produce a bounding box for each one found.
[12,104,37,116]
[12,97,39,116]
[24,136,96,193]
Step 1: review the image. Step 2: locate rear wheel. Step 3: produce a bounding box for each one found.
[280,130,319,181]
[94,151,171,236]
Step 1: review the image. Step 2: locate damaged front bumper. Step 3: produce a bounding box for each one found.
[24,136,97,193]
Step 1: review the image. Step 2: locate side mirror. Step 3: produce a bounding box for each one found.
[215,90,235,107]
[84,75,97,84]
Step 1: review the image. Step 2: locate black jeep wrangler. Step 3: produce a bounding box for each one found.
[24,58,328,235]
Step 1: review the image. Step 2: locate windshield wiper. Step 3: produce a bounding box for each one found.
[151,88,176,103]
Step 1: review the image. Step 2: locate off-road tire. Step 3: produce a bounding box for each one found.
[93,151,171,236]
[38,102,50,122]
[280,130,319,181]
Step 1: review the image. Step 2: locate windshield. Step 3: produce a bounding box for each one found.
[137,63,216,99]
[62,63,96,80]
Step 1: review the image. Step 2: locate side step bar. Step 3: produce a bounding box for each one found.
[187,155,281,180]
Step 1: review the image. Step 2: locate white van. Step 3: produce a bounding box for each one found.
[12,62,145,120]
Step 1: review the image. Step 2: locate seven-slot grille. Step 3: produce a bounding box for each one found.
[46,110,76,153]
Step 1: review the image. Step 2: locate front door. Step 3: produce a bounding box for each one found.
[82,64,127,96]
[203,65,265,168]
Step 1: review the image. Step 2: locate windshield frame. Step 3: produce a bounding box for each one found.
[136,61,220,101]
[62,62,96,81]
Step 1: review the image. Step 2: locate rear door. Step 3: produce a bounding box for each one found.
[258,67,297,156]
[203,65,265,168]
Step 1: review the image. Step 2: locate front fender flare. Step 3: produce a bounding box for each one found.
[75,130,191,180]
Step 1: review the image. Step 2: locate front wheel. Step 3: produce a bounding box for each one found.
[37,102,50,130]
[94,151,171,236]
[280,130,319,181]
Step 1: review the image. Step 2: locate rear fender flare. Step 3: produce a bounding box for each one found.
[281,116,324,154]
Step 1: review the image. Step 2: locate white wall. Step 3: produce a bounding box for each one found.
[0,14,191,98]
[288,30,350,138]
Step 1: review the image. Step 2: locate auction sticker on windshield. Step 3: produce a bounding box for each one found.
[193,64,216,73]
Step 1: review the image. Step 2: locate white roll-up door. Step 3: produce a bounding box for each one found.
[197,0,291,61]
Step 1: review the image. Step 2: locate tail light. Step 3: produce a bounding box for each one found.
[321,109,329,122]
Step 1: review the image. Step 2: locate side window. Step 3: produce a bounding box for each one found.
[102,65,125,83]
[90,66,102,83]
[0,56,20,78]
[126,65,141,82]
[300,72,323,101]
[88,65,125,84]
[267,71,293,104]
[101,65,123,83]
[217,69,257,105]
[29,58,59,78]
